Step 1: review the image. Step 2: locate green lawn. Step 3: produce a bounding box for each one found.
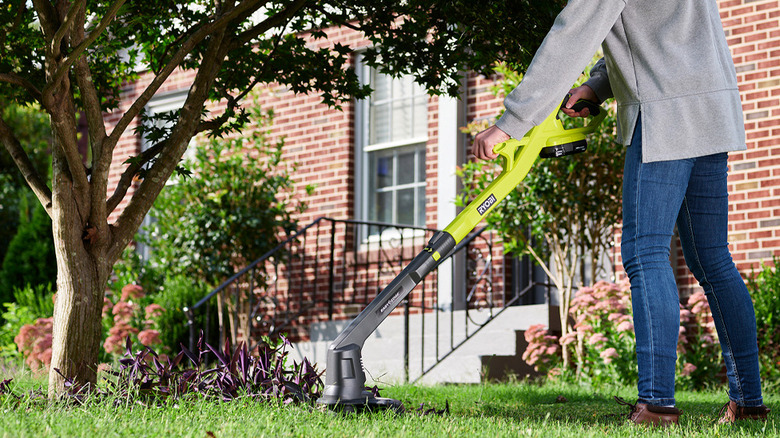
[1,374,777,438]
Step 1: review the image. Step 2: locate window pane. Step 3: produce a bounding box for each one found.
[412,96,428,138]
[370,103,390,144]
[397,150,415,186]
[373,152,393,189]
[374,191,393,224]
[397,188,414,225]
[417,186,426,226]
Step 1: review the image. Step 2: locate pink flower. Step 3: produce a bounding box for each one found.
[559,331,578,346]
[121,284,145,301]
[138,329,162,346]
[145,304,165,319]
[600,348,618,364]
[617,321,634,333]
[112,301,136,321]
[588,333,608,345]
[681,362,697,376]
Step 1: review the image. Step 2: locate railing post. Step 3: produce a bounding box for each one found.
[327,219,336,320]
[183,306,195,352]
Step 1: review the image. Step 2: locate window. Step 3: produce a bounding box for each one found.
[358,63,428,229]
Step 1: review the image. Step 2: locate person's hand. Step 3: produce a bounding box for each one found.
[561,84,598,118]
[472,125,511,161]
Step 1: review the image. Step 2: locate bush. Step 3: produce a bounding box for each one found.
[747,258,780,382]
[522,280,723,390]
[150,275,209,353]
[0,200,56,303]
[141,106,311,286]
[676,291,722,390]
[565,280,636,386]
[0,284,54,363]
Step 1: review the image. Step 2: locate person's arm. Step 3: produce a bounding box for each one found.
[473,0,625,160]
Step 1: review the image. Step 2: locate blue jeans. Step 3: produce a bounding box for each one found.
[621,117,763,407]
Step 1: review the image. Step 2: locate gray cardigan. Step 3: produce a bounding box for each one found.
[495,0,746,163]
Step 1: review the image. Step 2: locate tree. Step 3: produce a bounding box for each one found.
[0,0,563,396]
[458,60,624,370]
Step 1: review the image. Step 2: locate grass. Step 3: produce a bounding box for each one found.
[1,371,778,438]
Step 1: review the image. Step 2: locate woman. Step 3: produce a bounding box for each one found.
[472,0,770,426]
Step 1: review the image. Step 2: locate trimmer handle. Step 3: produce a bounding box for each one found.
[562,94,601,116]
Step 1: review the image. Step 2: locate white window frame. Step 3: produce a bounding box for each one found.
[354,54,429,243]
[136,89,190,261]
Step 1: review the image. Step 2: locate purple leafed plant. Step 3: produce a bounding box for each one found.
[102,332,324,404]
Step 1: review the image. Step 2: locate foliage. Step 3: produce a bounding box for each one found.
[3,333,324,406]
[0,197,56,303]
[747,258,780,382]
[141,275,208,355]
[141,107,310,286]
[102,284,167,361]
[522,281,723,390]
[676,292,722,391]
[0,284,55,362]
[564,280,636,386]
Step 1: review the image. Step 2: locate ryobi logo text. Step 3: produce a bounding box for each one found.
[477,194,497,216]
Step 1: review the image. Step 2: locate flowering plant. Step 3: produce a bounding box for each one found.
[102,284,167,361]
[676,291,721,390]
[564,279,636,385]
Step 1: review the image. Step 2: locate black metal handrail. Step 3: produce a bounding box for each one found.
[183,216,546,382]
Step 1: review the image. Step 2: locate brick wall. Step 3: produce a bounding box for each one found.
[672,0,780,294]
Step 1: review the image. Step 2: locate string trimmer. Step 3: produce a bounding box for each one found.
[317,96,606,412]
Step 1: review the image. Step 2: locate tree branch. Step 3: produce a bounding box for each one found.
[233,0,312,47]
[0,116,53,216]
[104,0,266,157]
[47,0,127,93]
[0,73,43,103]
[51,0,81,56]
[105,140,166,214]
[108,25,234,261]
[30,0,59,39]
[71,2,111,232]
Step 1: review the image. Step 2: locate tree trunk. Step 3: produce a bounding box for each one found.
[47,134,111,397]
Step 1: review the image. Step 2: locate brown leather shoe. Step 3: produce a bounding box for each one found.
[718,400,771,423]
[614,396,681,426]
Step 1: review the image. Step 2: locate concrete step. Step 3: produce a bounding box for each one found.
[289,304,550,384]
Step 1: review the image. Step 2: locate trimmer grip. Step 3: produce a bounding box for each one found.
[562,94,601,116]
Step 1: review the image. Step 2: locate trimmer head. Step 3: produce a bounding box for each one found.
[320,393,405,414]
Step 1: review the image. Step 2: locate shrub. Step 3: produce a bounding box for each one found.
[102,284,167,360]
[141,106,311,287]
[566,280,636,386]
[521,280,723,390]
[0,200,56,304]
[148,275,209,353]
[747,258,780,382]
[676,291,721,390]
[0,284,54,363]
